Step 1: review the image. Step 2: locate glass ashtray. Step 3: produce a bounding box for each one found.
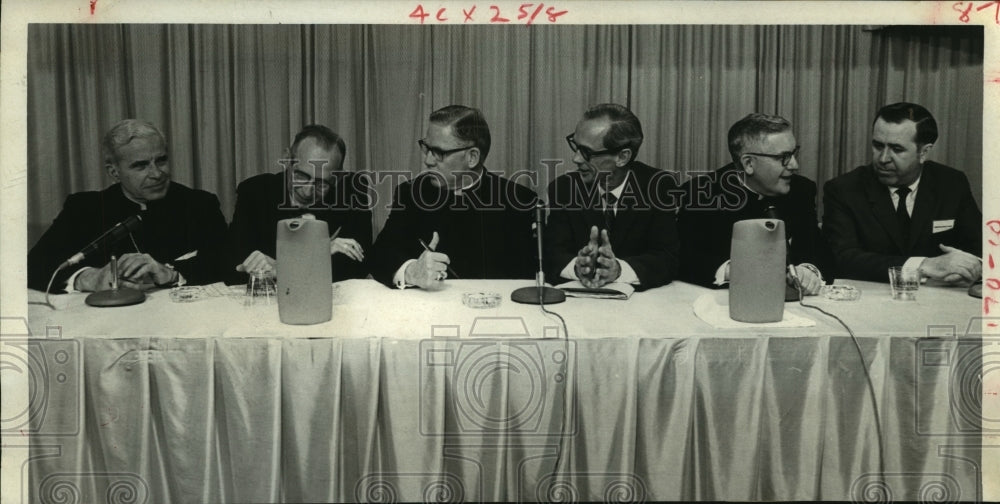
[463,291,501,309]
[821,285,861,301]
[169,286,203,303]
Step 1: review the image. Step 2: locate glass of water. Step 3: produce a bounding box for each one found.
[888,266,919,301]
[245,268,277,306]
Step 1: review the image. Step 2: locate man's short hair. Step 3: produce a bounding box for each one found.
[290,124,347,167]
[101,119,165,167]
[873,102,938,146]
[582,103,643,162]
[727,113,792,167]
[430,105,491,163]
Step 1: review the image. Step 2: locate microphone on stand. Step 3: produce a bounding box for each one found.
[58,214,147,308]
[511,200,566,305]
[61,214,143,269]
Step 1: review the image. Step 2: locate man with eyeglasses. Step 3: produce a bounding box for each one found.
[368,105,537,289]
[544,103,680,291]
[226,124,372,283]
[677,113,830,294]
[823,102,981,283]
[28,119,227,293]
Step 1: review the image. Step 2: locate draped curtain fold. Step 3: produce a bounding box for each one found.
[27,24,983,247]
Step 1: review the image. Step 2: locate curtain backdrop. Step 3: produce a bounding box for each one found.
[27,24,983,248]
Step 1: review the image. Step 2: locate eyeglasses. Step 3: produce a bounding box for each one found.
[290,168,332,191]
[418,139,475,161]
[744,145,801,167]
[566,133,621,162]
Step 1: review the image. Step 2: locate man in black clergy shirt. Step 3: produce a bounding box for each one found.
[28,119,227,293]
[367,105,537,289]
[677,113,830,295]
[544,104,680,291]
[225,124,371,284]
[823,102,981,283]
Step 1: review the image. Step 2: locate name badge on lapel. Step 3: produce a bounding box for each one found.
[932,219,955,233]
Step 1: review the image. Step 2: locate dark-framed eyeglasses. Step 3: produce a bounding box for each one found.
[418,139,475,161]
[290,166,333,191]
[566,133,621,162]
[744,145,801,167]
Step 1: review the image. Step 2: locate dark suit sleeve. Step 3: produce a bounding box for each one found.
[787,181,834,283]
[331,174,373,281]
[508,184,539,280]
[822,179,907,281]
[677,179,732,289]
[173,192,228,285]
[367,185,421,287]
[224,180,262,284]
[27,194,96,292]
[951,173,982,256]
[543,180,578,284]
[618,173,679,291]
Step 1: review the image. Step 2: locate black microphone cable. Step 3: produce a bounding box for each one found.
[788,267,885,482]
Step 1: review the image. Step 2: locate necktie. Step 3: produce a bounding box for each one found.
[895,186,911,240]
[603,192,617,232]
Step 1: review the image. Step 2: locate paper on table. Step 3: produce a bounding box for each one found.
[693,292,815,328]
[556,280,635,300]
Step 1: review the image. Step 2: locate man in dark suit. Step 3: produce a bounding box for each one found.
[677,113,829,294]
[226,124,371,283]
[28,119,227,293]
[544,103,680,291]
[823,102,981,283]
[367,105,537,288]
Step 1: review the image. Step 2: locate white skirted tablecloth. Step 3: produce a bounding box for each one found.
[14,279,984,502]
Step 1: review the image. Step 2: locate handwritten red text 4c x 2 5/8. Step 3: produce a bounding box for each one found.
[408,4,569,24]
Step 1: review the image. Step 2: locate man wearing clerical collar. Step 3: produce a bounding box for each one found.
[545,103,681,291]
[225,124,371,283]
[677,113,830,294]
[823,102,981,283]
[367,105,538,289]
[28,119,227,293]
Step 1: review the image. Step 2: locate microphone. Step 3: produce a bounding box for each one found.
[511,200,566,305]
[61,214,142,268]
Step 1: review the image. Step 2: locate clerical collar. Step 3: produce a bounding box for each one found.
[454,168,484,196]
[120,186,148,210]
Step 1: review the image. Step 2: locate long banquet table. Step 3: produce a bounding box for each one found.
[17,279,985,502]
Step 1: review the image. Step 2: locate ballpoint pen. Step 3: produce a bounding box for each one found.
[419,238,459,279]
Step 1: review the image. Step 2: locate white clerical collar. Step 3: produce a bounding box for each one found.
[454,168,484,196]
[121,187,148,210]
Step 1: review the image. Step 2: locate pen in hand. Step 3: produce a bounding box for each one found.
[419,238,459,279]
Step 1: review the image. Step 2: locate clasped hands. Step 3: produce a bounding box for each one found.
[75,253,177,292]
[574,225,621,288]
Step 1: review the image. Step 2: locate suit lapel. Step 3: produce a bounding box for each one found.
[863,166,907,251]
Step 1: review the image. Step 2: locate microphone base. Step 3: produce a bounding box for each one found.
[85,287,146,307]
[510,286,566,305]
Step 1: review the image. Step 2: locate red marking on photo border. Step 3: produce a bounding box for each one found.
[90,0,97,15]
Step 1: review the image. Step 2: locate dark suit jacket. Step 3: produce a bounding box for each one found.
[544,161,681,291]
[677,163,832,288]
[28,182,227,292]
[822,162,981,282]
[367,169,538,286]
[226,171,372,284]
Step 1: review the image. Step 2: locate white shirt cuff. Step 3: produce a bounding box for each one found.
[393,259,417,289]
[713,260,730,286]
[64,266,92,293]
[617,259,639,285]
[904,256,926,275]
[559,259,577,281]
